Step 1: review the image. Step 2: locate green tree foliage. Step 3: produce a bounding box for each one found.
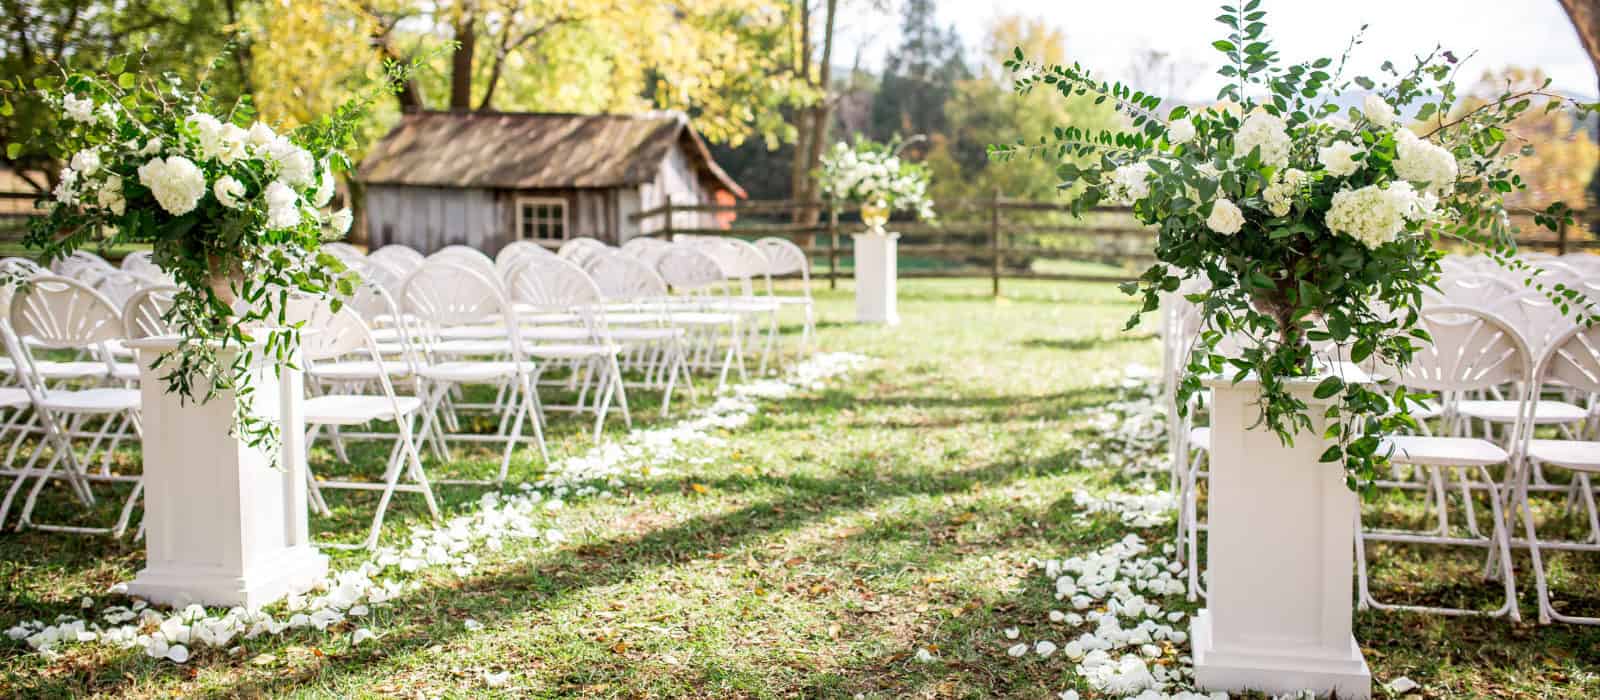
[867,0,967,147]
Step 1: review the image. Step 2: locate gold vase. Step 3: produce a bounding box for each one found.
[860,202,890,232]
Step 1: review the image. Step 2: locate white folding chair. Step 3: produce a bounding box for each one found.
[2,276,142,537]
[506,257,631,441]
[755,237,817,356]
[403,261,547,483]
[657,245,748,392]
[369,244,425,274]
[588,253,696,416]
[295,301,439,550]
[1356,306,1529,620]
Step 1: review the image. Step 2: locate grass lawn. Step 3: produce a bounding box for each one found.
[2,277,1598,698]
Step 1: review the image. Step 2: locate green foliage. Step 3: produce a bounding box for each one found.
[4,50,428,452]
[996,0,1599,487]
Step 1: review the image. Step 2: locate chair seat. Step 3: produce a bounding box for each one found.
[33,360,111,381]
[1458,399,1587,424]
[305,394,421,425]
[769,295,813,306]
[1383,435,1507,467]
[1526,439,1600,471]
[419,361,537,383]
[1188,427,1210,452]
[41,387,140,413]
[439,325,512,340]
[111,361,141,382]
[431,339,513,356]
[526,343,621,360]
[517,326,591,341]
[0,387,30,409]
[668,311,741,326]
[313,360,413,381]
[608,327,685,342]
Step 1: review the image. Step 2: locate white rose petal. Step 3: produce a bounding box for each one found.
[915,648,936,663]
[484,670,512,687]
[351,628,375,645]
[1035,640,1058,657]
[1007,642,1029,657]
[63,94,96,123]
[214,176,246,210]
[329,208,353,235]
[1167,118,1196,145]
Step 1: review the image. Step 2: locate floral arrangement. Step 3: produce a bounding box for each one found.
[4,52,420,450]
[996,0,1595,485]
[817,136,935,220]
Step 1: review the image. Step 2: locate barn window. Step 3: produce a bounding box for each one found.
[516,197,567,241]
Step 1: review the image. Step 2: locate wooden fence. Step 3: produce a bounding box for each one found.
[631,193,1600,297]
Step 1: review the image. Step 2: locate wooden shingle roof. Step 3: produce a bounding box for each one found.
[357,110,745,197]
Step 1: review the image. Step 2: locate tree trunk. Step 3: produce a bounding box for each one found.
[1558,0,1600,223]
[788,0,814,217]
[788,0,837,240]
[449,12,477,111]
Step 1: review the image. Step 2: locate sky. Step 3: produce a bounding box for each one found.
[833,0,1596,102]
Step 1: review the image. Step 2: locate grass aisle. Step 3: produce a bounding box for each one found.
[3,279,1599,698]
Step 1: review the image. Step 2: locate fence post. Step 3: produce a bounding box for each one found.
[661,197,674,240]
[990,187,1002,298]
[1557,216,1570,256]
[828,204,840,290]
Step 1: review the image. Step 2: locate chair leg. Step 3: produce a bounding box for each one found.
[1515,468,1554,624]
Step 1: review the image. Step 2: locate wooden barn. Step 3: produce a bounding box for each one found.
[356,110,746,254]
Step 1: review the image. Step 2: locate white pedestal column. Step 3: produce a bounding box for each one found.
[124,338,328,609]
[1191,377,1371,699]
[852,232,900,325]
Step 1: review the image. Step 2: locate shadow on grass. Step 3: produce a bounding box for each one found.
[1019,332,1156,353]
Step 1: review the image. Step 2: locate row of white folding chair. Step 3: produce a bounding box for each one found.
[0,276,144,537]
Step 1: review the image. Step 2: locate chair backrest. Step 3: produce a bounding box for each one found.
[88,269,149,308]
[656,245,726,294]
[1392,305,1532,393]
[402,260,512,329]
[495,240,556,281]
[589,253,670,301]
[1487,291,1575,357]
[1433,275,1519,308]
[121,286,179,339]
[505,256,608,336]
[756,237,809,278]
[428,246,498,282]
[369,244,425,272]
[558,237,610,269]
[9,275,125,349]
[50,250,112,277]
[621,236,668,257]
[1538,323,1600,396]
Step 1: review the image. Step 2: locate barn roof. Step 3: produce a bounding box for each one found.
[357,110,746,197]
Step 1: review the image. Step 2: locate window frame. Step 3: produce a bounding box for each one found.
[514,196,569,242]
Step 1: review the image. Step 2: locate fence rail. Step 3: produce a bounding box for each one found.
[629,194,1600,297]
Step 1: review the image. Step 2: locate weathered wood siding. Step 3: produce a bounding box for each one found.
[638,141,716,236]
[365,185,511,254]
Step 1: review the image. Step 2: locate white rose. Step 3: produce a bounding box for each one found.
[96,174,126,215]
[264,180,301,229]
[1317,141,1363,178]
[1362,94,1396,128]
[217,124,249,164]
[1167,118,1196,145]
[69,148,101,176]
[63,94,96,123]
[1206,198,1245,235]
[53,167,79,206]
[187,113,226,161]
[213,176,247,209]
[329,208,353,235]
[1319,115,1353,134]
[98,103,117,125]
[247,121,278,150]
[138,138,164,156]
[1107,162,1154,204]
[312,166,336,208]
[137,156,207,217]
[1234,111,1291,168]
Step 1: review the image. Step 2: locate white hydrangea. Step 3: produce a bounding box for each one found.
[63,94,96,123]
[1263,168,1307,217]
[1107,162,1154,204]
[213,176,246,210]
[187,113,226,161]
[96,174,126,215]
[1392,129,1458,194]
[1325,183,1420,248]
[1318,141,1363,178]
[1167,118,1196,145]
[1234,110,1291,168]
[69,148,101,176]
[1363,94,1396,127]
[138,156,207,216]
[1206,198,1245,235]
[265,180,301,229]
[329,208,353,235]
